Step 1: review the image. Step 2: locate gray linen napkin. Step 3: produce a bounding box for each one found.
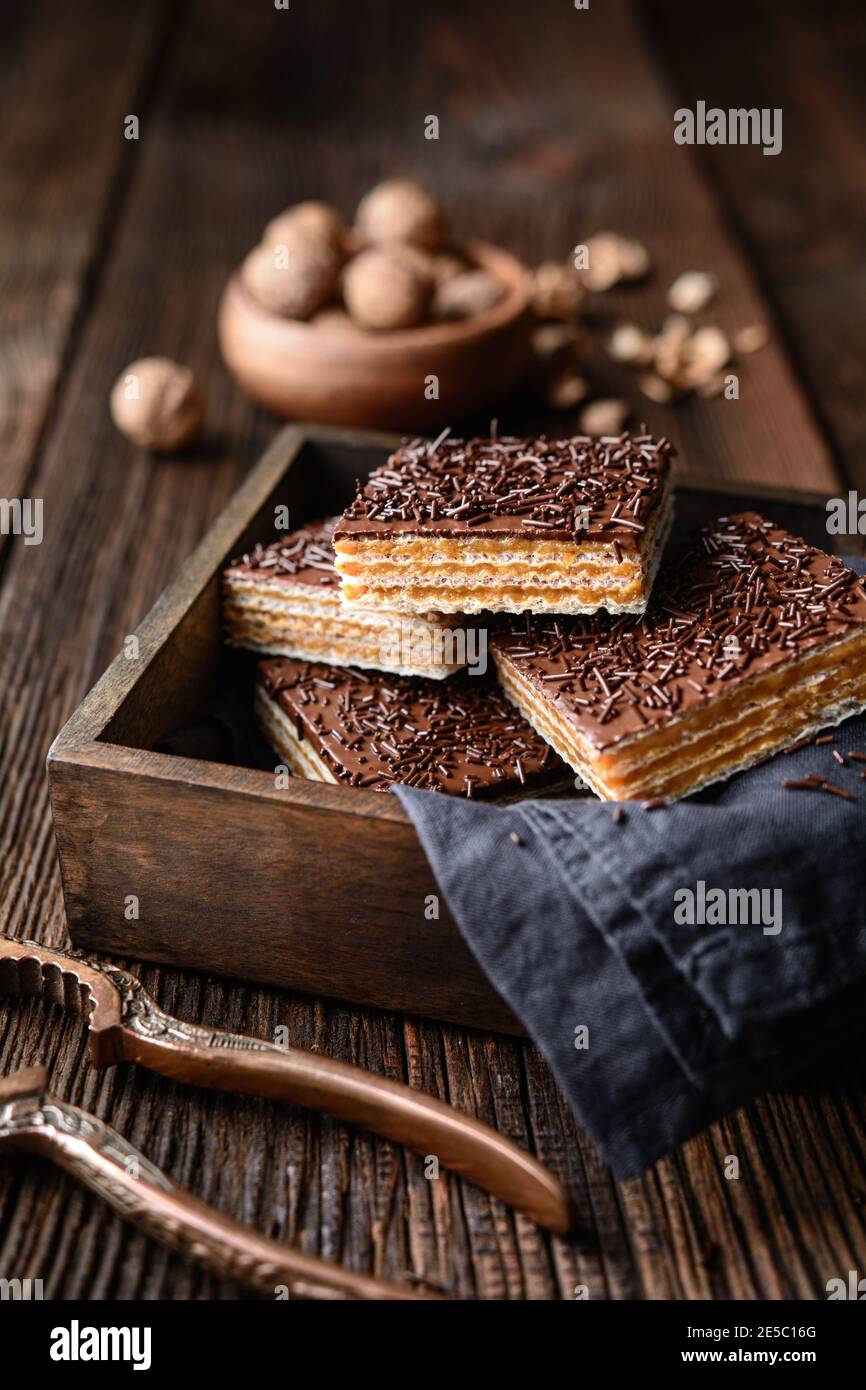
[394,560,866,1176]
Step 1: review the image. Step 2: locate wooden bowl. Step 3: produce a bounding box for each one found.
[217,241,533,431]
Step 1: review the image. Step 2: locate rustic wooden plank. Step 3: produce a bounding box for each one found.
[0,0,172,535]
[379,0,838,494]
[645,0,866,489]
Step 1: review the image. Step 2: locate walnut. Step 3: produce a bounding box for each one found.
[531,321,583,361]
[676,325,731,388]
[667,270,717,315]
[388,242,438,280]
[263,201,347,259]
[432,269,504,321]
[607,323,655,366]
[578,398,630,435]
[580,233,651,291]
[354,178,445,250]
[342,247,431,330]
[653,314,692,381]
[532,261,585,320]
[546,371,589,410]
[733,322,768,354]
[241,238,338,319]
[615,235,651,282]
[429,250,469,285]
[638,373,678,404]
[380,242,466,290]
[110,357,203,452]
[308,305,362,335]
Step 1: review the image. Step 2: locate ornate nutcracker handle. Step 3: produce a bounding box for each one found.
[0,941,571,1235]
[0,1067,433,1301]
[114,981,571,1235]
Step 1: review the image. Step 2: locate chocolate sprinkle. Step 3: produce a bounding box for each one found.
[333,431,674,550]
[491,514,866,752]
[783,776,854,801]
[782,736,813,755]
[822,782,854,801]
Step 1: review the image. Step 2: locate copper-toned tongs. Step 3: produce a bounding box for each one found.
[0,938,571,1235]
[0,1064,432,1300]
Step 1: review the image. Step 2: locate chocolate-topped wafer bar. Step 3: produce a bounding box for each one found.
[255,657,566,798]
[491,513,866,802]
[223,518,466,678]
[333,430,674,616]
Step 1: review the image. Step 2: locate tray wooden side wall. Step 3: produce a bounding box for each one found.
[47,426,524,1034]
[48,425,834,1036]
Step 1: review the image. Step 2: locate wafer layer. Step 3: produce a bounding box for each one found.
[256,657,566,798]
[333,430,674,615]
[223,518,466,678]
[491,514,866,802]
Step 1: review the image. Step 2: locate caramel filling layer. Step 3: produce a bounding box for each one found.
[334,535,639,564]
[223,580,462,676]
[334,493,672,616]
[224,603,448,645]
[338,557,640,583]
[228,624,458,673]
[606,631,866,769]
[495,629,866,801]
[229,625,461,677]
[342,577,647,612]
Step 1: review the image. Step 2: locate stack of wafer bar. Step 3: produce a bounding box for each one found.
[223,518,466,678]
[333,429,674,616]
[490,513,866,803]
[255,658,566,798]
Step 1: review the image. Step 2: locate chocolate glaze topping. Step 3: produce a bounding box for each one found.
[333,430,673,550]
[258,658,565,797]
[491,513,866,751]
[226,519,339,589]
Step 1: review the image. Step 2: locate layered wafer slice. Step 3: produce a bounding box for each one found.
[490,513,866,803]
[333,429,674,616]
[256,657,567,799]
[223,518,466,679]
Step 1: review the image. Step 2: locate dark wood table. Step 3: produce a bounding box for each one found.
[2,0,865,1300]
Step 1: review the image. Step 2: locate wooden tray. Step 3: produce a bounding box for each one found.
[47,425,834,1036]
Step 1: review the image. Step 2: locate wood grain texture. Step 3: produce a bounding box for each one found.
[49,742,522,1034]
[1,0,866,1301]
[646,0,866,492]
[0,0,172,543]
